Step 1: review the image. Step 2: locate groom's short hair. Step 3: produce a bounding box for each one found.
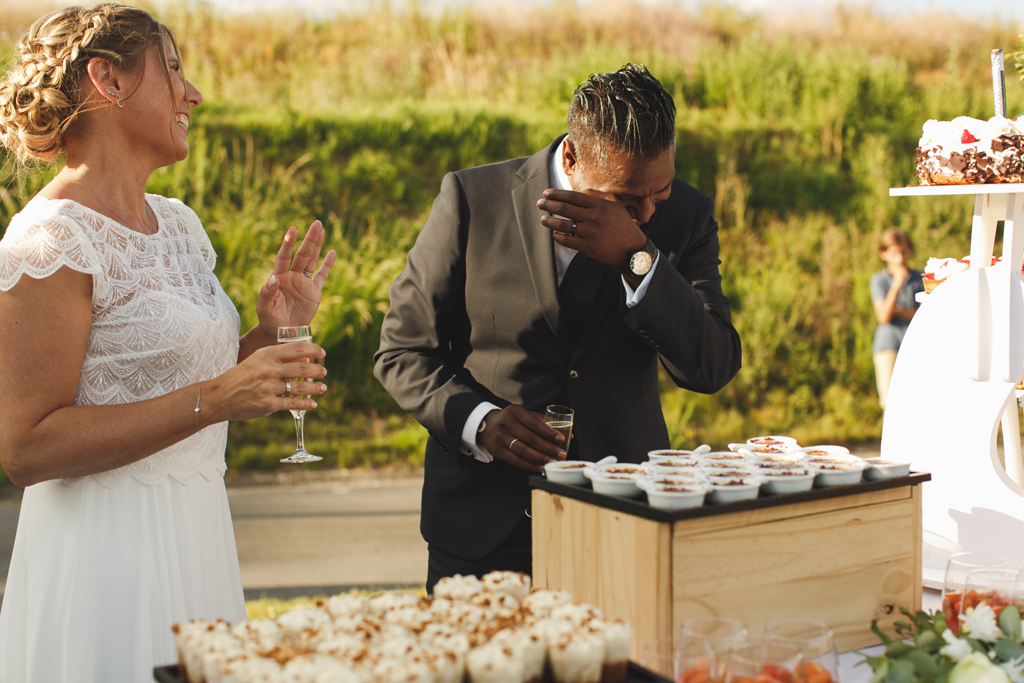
[566,63,677,169]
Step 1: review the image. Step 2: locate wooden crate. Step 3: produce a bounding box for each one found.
[531,475,927,659]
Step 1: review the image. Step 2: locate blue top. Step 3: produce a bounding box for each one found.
[870,268,925,353]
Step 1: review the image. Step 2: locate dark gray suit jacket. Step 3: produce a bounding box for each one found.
[374,137,741,559]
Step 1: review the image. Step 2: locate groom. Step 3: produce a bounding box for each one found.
[374,64,742,592]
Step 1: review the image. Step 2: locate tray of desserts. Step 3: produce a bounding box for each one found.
[159,571,664,683]
[153,660,672,683]
[533,436,928,523]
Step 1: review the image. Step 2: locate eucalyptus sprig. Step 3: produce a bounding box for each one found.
[862,605,1024,683]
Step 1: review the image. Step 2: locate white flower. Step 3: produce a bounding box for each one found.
[1000,655,1024,683]
[949,652,1012,683]
[962,603,1004,642]
[941,629,975,662]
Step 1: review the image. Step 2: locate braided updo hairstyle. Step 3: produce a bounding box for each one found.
[0,3,177,163]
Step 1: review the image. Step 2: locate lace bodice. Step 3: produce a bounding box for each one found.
[0,195,240,488]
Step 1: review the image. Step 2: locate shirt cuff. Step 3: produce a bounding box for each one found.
[460,402,500,463]
[622,250,661,308]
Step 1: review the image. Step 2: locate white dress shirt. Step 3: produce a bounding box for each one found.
[460,139,661,462]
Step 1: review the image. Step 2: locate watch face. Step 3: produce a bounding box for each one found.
[630,250,654,276]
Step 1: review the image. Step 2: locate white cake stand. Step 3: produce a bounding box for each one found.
[885,184,1024,587]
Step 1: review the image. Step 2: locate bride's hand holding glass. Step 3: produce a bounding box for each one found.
[255,220,338,337]
[208,342,327,423]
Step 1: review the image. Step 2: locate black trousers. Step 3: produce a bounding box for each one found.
[425,513,532,595]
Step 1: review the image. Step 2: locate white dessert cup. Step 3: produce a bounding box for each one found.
[812,461,867,487]
[706,475,762,503]
[639,481,708,510]
[800,445,851,457]
[544,460,595,486]
[746,435,799,446]
[699,451,751,463]
[757,468,816,494]
[862,458,911,481]
[585,465,644,498]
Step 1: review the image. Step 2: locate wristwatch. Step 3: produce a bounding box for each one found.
[619,238,658,278]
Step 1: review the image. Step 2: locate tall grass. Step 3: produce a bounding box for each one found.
[1,2,1023,469]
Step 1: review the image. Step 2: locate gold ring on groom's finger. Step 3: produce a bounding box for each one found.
[570,220,578,238]
[284,380,292,396]
[303,271,315,278]
[508,438,519,451]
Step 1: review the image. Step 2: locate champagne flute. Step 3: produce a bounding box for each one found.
[545,405,574,452]
[763,619,840,683]
[278,325,321,464]
[943,552,1007,633]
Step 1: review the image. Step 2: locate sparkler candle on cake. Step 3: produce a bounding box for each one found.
[914,48,1024,185]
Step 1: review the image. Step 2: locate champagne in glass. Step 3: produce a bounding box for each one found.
[545,405,574,452]
[278,325,322,464]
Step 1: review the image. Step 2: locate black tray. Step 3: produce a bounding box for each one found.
[155,660,672,682]
[530,471,930,523]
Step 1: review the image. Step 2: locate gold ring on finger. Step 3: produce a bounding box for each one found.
[509,438,519,451]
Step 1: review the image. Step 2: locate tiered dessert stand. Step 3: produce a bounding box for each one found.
[884,184,1024,585]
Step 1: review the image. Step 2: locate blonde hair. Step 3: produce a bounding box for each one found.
[0,3,177,164]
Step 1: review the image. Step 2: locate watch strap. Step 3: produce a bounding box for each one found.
[618,238,657,278]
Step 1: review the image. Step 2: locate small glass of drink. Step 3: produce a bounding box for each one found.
[544,405,574,452]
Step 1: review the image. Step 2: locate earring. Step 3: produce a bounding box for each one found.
[104,88,123,108]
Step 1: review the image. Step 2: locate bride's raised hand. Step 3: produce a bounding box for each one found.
[255,220,338,336]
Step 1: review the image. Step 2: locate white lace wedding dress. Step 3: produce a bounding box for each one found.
[0,195,247,682]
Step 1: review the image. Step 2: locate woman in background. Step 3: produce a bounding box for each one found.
[0,4,336,680]
[870,228,924,409]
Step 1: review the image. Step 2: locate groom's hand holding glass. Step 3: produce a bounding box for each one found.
[478,405,568,472]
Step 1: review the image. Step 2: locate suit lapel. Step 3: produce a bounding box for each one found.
[512,138,567,348]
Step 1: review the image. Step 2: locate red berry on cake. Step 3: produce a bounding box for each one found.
[961,130,979,144]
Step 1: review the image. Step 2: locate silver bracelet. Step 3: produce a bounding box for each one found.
[194,381,202,429]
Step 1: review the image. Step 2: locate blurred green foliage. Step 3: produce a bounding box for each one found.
[2,3,1023,474]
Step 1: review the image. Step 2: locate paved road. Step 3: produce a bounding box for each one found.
[0,472,428,602]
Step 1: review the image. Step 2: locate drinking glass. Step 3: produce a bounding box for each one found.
[958,568,1024,628]
[943,552,1008,633]
[676,639,718,683]
[545,405,574,452]
[724,639,803,683]
[764,619,840,683]
[277,325,321,464]
[681,616,749,683]
[641,637,680,679]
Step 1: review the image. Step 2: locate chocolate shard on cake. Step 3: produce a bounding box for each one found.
[917,116,1024,185]
[916,116,1024,185]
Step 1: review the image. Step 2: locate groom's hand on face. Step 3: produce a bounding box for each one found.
[537,189,649,270]
[478,405,567,472]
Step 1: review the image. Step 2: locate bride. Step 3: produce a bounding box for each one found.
[0,4,337,681]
